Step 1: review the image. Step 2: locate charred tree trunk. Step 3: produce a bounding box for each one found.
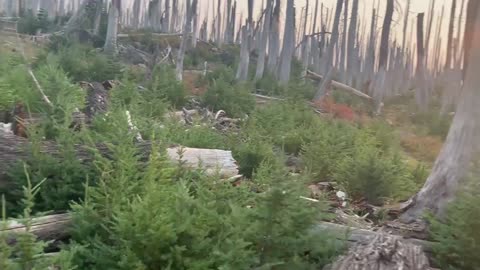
[322,0,343,74]
[401,0,480,222]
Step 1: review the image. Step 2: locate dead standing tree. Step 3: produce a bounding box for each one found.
[175,0,192,81]
[372,0,394,115]
[401,0,480,223]
[321,0,343,75]
[415,13,428,109]
[445,0,457,70]
[255,0,273,80]
[277,0,295,84]
[104,0,121,55]
[267,0,281,75]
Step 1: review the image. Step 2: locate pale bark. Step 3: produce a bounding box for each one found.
[327,232,430,270]
[424,0,435,68]
[103,0,120,55]
[0,131,240,184]
[93,0,104,35]
[235,25,250,81]
[415,13,428,109]
[255,0,272,80]
[216,0,221,44]
[373,0,394,112]
[339,0,348,77]
[401,0,480,222]
[455,0,467,68]
[266,0,281,74]
[163,0,170,32]
[277,0,295,84]
[191,0,198,48]
[175,0,191,81]
[445,0,457,69]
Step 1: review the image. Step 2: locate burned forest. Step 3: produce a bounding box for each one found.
[0,0,479,269]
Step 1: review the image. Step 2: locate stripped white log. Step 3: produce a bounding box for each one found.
[166,147,239,178]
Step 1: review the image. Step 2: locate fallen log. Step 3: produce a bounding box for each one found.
[0,131,239,186]
[306,70,373,101]
[2,214,71,245]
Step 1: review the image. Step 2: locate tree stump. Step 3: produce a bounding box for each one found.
[326,233,431,270]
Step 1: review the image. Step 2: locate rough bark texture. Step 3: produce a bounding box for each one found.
[326,233,430,270]
[2,214,71,245]
[401,0,480,222]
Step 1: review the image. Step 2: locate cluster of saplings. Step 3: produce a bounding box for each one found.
[0,34,478,270]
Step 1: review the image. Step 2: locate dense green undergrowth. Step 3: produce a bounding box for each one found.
[0,39,474,270]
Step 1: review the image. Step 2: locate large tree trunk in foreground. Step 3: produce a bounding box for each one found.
[401,0,480,222]
[0,131,239,187]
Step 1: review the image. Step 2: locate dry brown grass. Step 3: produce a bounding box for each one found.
[400,133,443,163]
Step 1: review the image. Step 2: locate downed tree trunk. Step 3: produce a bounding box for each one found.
[1,213,434,268]
[306,70,373,101]
[325,232,431,270]
[2,214,71,245]
[0,131,239,186]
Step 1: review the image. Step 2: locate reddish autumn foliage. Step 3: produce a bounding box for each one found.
[313,96,356,121]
